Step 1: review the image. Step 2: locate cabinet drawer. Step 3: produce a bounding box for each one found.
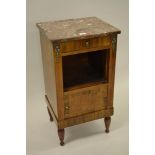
[63,84,108,118]
[59,36,111,53]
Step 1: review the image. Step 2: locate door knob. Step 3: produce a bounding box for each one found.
[85,41,90,48]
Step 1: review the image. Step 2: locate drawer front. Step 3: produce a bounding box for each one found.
[60,36,111,53]
[63,84,108,118]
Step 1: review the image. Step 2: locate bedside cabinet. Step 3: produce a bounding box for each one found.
[36,17,121,146]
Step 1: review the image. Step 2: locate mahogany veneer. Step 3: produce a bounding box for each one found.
[37,17,121,146]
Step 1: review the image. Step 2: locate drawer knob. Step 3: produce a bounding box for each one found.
[85,41,90,48]
[65,106,70,110]
[64,106,70,114]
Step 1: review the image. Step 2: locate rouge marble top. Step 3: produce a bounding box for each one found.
[36,17,121,41]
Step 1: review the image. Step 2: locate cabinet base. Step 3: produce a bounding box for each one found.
[45,94,113,145]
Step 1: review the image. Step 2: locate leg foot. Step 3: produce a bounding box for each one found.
[104,117,111,133]
[58,129,65,146]
[47,107,53,122]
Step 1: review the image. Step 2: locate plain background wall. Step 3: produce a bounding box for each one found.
[27,0,128,155]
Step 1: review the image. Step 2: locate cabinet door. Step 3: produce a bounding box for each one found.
[63,84,108,118]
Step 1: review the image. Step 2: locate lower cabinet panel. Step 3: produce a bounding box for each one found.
[63,84,108,118]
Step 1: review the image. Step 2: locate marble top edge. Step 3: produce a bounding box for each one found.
[36,17,121,41]
[36,17,100,27]
[47,32,120,42]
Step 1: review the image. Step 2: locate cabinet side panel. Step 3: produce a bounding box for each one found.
[108,35,118,107]
[53,42,64,120]
[40,32,58,117]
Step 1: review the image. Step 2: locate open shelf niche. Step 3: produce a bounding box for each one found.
[62,49,110,91]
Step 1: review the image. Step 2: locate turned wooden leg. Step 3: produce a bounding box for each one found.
[58,129,65,146]
[104,117,111,133]
[47,107,53,121]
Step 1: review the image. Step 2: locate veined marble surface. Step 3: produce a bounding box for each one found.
[37,17,120,41]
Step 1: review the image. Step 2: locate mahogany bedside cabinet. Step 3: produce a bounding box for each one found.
[36,17,121,146]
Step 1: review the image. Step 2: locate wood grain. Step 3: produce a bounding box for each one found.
[53,42,64,120]
[45,95,113,129]
[63,84,108,118]
[39,32,58,117]
[59,36,111,53]
[37,18,121,145]
[58,108,113,129]
[107,35,117,107]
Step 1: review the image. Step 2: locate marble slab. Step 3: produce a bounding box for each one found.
[36,17,121,41]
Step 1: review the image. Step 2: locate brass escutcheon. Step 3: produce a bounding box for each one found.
[55,44,60,62]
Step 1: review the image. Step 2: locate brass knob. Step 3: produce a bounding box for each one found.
[85,41,89,48]
[65,106,70,110]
